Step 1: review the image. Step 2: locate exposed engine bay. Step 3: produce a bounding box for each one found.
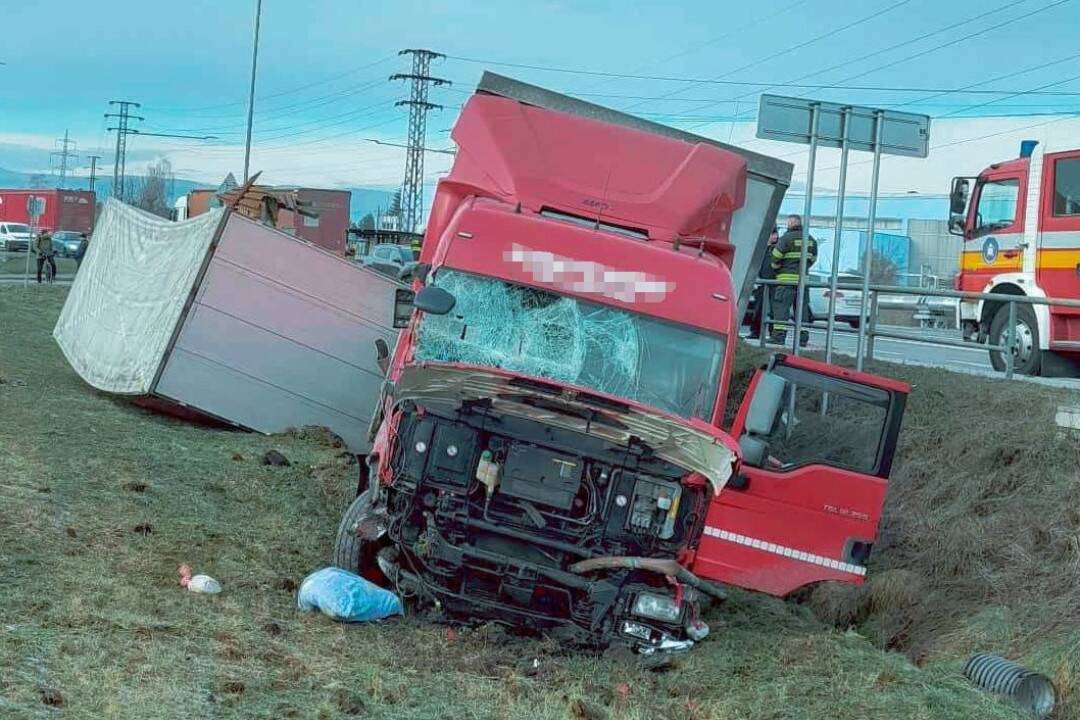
[354,398,723,652]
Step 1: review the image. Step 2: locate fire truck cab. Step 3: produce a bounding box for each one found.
[950,141,1080,376]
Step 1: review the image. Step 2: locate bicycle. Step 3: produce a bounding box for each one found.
[44,253,56,284]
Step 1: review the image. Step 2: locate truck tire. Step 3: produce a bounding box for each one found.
[332,489,376,572]
[989,303,1041,376]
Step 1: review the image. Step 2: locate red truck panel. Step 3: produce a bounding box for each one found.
[0,189,95,233]
[426,94,747,268]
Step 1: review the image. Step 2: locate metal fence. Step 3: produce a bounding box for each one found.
[753,278,1080,379]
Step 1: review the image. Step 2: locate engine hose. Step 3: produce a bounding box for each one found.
[963,654,1055,718]
[568,556,728,601]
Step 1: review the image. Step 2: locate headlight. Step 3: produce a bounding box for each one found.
[632,592,682,623]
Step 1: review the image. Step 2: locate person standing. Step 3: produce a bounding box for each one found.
[34,231,57,284]
[746,229,779,339]
[74,233,89,272]
[769,214,817,347]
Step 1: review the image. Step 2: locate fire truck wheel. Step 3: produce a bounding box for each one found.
[989,303,1041,376]
[332,488,377,573]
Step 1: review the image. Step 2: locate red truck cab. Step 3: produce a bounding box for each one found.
[950,141,1080,375]
[335,74,910,652]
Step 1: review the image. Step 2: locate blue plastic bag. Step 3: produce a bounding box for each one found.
[297,567,403,622]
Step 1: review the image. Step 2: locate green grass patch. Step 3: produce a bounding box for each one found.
[0,254,78,277]
[0,286,1061,719]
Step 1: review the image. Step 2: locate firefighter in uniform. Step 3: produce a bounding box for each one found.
[769,214,817,347]
[410,235,422,261]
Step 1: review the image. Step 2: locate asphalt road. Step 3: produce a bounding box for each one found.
[752,323,1080,389]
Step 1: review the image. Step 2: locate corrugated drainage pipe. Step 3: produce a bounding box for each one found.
[963,653,1055,718]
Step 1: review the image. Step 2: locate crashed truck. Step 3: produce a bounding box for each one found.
[334,73,911,653]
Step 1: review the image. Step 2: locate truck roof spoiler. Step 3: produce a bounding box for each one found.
[475,72,793,319]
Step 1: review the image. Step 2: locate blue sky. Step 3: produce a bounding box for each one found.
[3,0,1080,199]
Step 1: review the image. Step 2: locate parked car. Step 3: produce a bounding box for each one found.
[0,221,33,252]
[359,243,416,280]
[808,272,865,329]
[742,272,865,334]
[52,230,85,258]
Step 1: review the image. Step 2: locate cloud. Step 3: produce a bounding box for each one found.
[3,115,1077,196]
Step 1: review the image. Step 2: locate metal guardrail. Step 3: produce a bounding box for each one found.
[752,278,1080,379]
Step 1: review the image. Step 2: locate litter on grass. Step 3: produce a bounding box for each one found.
[297,567,402,622]
[178,564,222,594]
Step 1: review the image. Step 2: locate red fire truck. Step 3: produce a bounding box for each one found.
[950,141,1080,376]
[334,74,911,652]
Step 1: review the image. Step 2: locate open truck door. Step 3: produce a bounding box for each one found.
[693,355,909,596]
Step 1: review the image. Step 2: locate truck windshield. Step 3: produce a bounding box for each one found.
[414,269,725,421]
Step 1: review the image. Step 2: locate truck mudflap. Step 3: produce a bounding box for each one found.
[694,354,909,596]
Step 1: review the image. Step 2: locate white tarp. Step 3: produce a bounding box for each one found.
[53,199,224,394]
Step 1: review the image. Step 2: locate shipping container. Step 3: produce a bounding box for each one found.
[55,199,401,451]
[0,189,96,233]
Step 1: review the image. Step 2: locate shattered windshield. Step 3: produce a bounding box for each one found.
[413,269,726,420]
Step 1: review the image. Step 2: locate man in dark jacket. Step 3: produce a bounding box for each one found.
[769,214,817,347]
[34,231,57,284]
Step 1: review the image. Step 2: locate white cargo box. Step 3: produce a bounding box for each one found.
[54,199,400,452]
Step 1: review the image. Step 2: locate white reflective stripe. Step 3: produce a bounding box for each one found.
[703,526,867,577]
[1039,230,1080,249]
[1023,145,1043,276]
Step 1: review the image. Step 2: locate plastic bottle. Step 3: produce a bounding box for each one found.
[476,450,500,497]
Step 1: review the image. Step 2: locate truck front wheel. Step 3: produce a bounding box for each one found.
[332,489,379,573]
[988,303,1041,376]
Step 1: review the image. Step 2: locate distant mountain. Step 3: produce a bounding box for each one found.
[0,167,208,203]
[0,167,401,223]
[348,188,396,223]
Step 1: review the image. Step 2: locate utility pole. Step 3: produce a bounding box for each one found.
[106,101,214,203]
[87,155,101,193]
[390,49,450,232]
[51,130,77,188]
[105,100,143,201]
[243,0,263,182]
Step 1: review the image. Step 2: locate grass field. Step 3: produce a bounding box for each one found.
[0,253,78,278]
[0,285,1071,719]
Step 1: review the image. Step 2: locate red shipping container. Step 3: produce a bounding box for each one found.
[0,189,96,234]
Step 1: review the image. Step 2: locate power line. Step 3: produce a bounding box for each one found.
[684,0,1079,131]
[679,0,1030,124]
[146,55,396,114]
[616,0,917,113]
[440,60,1080,97]
[391,49,450,232]
[828,0,1075,89]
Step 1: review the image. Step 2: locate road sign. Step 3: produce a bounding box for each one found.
[755,94,930,371]
[757,94,930,158]
[26,195,46,218]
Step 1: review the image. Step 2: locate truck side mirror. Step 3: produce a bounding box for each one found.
[392,289,415,328]
[413,286,456,316]
[948,177,970,237]
[949,177,970,215]
[374,338,390,375]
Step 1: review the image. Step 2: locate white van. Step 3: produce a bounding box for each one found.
[0,221,33,252]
